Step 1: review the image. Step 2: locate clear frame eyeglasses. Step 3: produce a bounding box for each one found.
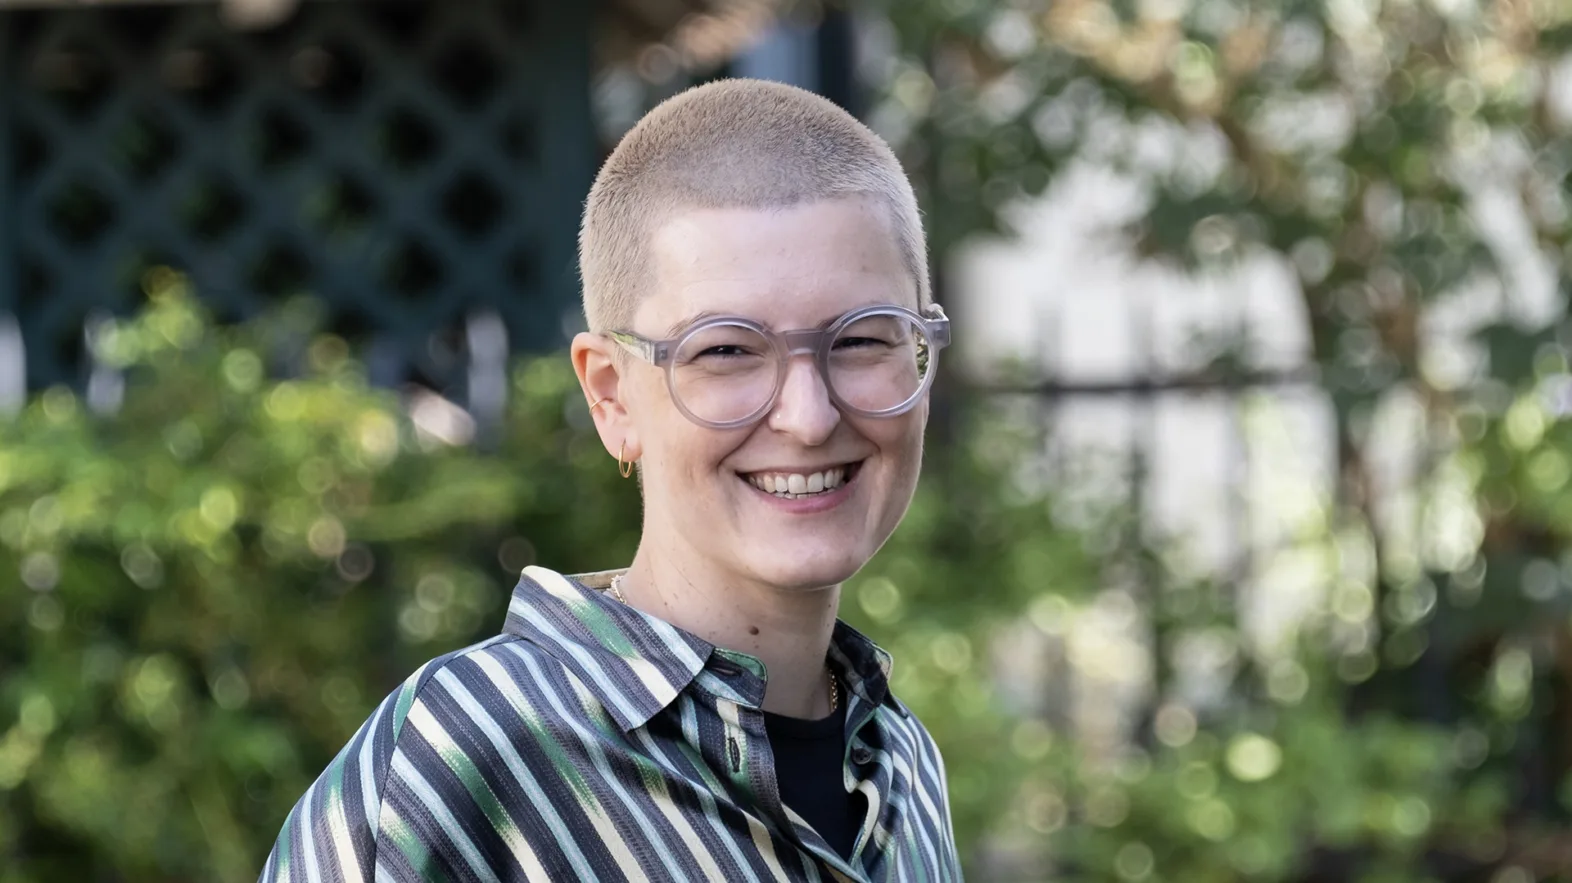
[607,303,951,430]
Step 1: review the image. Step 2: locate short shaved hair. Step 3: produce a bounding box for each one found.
[578,78,929,333]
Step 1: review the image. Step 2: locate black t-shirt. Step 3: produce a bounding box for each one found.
[763,701,863,860]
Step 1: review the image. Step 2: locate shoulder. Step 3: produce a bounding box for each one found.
[380,632,610,751]
[882,694,949,777]
[873,693,956,827]
[874,695,965,875]
[379,634,553,738]
[260,634,552,881]
[313,632,554,794]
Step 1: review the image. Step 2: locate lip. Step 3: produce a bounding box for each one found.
[739,460,861,476]
[737,460,864,514]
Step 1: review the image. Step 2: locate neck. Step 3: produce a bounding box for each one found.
[619,544,840,719]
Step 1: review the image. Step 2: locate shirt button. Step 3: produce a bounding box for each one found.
[852,746,874,765]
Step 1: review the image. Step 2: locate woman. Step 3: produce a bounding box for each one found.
[262,78,960,882]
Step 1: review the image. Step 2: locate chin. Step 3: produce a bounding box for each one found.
[742,549,868,592]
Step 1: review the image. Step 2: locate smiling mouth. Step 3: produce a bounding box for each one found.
[741,462,864,500]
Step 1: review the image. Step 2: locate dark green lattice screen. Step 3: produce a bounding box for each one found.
[0,0,592,390]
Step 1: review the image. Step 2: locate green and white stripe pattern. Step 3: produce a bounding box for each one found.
[260,566,962,882]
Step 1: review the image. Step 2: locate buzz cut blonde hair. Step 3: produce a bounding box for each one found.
[578,78,930,334]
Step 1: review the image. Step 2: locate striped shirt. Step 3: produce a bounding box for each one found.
[260,565,962,882]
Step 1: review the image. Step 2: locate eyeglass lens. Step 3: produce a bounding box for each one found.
[670,312,934,425]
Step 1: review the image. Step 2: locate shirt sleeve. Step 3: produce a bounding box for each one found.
[258,666,429,883]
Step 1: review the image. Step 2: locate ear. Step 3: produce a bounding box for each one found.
[571,332,640,463]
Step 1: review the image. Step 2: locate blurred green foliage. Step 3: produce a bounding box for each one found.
[0,274,1101,880]
[0,277,1530,883]
[0,274,634,881]
[859,0,1572,879]
[10,0,1572,878]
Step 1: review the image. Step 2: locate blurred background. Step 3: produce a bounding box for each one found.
[3,0,1572,880]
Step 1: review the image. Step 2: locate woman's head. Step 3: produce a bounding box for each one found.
[572,79,936,592]
[578,78,930,333]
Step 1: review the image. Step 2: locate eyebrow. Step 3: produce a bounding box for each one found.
[663,310,721,338]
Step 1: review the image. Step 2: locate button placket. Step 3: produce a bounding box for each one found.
[703,652,773,810]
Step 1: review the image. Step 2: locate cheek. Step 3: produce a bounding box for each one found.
[862,416,926,481]
[644,421,744,492]
[631,378,696,467]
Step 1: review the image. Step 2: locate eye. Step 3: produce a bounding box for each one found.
[833,335,895,350]
[834,315,909,350]
[676,323,772,369]
[697,344,754,358]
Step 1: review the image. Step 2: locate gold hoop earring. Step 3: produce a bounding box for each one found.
[618,442,634,478]
[589,397,610,413]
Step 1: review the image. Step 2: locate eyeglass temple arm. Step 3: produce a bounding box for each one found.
[607,330,670,365]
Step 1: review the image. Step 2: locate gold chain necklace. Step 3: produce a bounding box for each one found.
[609,575,839,713]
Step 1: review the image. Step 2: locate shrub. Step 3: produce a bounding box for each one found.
[0,275,1085,880]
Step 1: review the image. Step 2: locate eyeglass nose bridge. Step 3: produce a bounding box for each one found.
[779,328,829,358]
[772,329,835,410]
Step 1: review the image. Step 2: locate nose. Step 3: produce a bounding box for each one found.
[767,354,840,444]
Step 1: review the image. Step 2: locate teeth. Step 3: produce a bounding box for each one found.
[745,466,851,498]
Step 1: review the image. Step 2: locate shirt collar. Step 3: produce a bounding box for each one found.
[502,566,900,730]
[503,566,711,732]
[827,619,897,712]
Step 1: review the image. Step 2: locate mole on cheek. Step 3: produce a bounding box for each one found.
[748,626,760,636]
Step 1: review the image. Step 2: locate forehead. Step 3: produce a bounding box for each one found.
[634,198,914,335]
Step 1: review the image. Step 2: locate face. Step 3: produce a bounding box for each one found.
[591,197,929,592]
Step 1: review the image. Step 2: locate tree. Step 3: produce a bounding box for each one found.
[0,274,1093,880]
[864,0,1572,878]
